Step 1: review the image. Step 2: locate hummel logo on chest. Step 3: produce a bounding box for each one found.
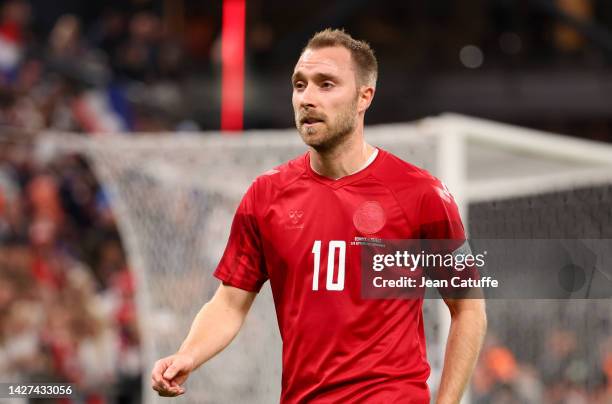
[287,209,304,229]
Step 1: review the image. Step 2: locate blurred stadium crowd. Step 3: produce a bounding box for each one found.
[0,140,141,403]
[0,0,202,134]
[2,0,612,131]
[473,327,612,403]
[1,0,612,403]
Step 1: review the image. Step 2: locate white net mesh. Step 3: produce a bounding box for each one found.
[468,184,612,403]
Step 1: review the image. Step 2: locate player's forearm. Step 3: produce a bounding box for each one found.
[177,289,253,369]
[436,301,487,404]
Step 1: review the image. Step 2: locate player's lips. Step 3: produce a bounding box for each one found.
[300,117,325,126]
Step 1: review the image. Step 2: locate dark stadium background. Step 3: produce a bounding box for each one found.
[1,0,611,403]
[2,0,612,134]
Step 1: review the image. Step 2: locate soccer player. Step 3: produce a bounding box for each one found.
[151,28,487,403]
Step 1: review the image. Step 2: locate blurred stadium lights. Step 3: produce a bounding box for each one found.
[459,45,484,69]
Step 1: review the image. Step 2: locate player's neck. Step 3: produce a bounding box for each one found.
[309,134,376,180]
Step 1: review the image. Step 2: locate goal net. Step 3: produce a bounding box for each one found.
[41,114,612,403]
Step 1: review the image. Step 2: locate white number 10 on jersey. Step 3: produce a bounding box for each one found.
[312,240,346,291]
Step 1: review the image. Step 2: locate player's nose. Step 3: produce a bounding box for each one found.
[299,83,319,109]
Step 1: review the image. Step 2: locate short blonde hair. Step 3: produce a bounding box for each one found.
[303,28,378,88]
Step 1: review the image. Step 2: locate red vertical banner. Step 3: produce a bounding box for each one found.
[221,0,246,133]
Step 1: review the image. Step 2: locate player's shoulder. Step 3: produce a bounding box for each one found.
[248,152,308,197]
[376,149,443,191]
[376,149,456,211]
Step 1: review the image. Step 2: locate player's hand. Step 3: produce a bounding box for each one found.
[151,353,195,397]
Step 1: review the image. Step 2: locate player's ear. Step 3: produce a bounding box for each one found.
[357,85,375,113]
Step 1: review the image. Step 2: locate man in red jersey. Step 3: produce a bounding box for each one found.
[151,28,487,403]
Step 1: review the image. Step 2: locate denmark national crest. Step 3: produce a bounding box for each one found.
[353,201,386,235]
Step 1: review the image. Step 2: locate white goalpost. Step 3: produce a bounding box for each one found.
[41,113,612,403]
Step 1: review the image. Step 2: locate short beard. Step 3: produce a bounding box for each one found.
[296,95,358,153]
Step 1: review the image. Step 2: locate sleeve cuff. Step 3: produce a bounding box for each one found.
[213,271,265,293]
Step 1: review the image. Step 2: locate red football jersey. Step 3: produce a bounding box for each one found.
[214,148,465,403]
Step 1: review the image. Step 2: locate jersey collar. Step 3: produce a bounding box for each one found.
[305,148,385,189]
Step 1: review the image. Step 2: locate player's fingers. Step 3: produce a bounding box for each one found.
[170,385,186,395]
[151,360,165,380]
[152,383,168,395]
[152,378,170,394]
[153,381,183,397]
[154,384,184,397]
[163,363,180,380]
[151,376,165,389]
[151,360,171,389]
[151,374,168,390]
[169,379,187,394]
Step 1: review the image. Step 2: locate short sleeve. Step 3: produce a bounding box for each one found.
[213,182,268,292]
[418,180,480,296]
[419,179,465,240]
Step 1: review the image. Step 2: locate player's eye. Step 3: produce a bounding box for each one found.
[293,81,305,90]
[321,81,334,89]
